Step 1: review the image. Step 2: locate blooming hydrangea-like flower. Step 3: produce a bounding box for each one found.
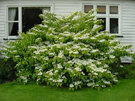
[69,84,74,88]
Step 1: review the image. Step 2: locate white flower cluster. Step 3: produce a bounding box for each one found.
[35,64,43,76]
[74,67,82,72]
[57,63,63,69]
[20,76,28,83]
[58,51,64,58]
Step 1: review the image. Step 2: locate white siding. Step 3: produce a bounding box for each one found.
[0,0,135,50]
[0,1,6,45]
[120,3,135,50]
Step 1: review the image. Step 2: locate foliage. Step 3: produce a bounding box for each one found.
[2,11,133,90]
[0,58,16,83]
[118,62,135,79]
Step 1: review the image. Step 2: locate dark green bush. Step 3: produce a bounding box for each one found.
[117,62,135,79]
[0,58,16,83]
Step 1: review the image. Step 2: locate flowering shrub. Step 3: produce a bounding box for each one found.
[2,11,133,90]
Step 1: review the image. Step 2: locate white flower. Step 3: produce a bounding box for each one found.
[81,72,85,75]
[32,56,37,59]
[15,55,20,58]
[94,68,106,73]
[75,67,81,71]
[101,85,106,88]
[4,56,9,59]
[54,70,58,73]
[20,76,27,80]
[99,39,105,42]
[49,52,55,56]
[91,37,96,40]
[104,64,108,68]
[120,65,123,68]
[49,72,53,76]
[39,49,46,53]
[74,81,82,85]
[130,51,134,54]
[62,76,66,79]
[57,79,63,83]
[97,61,101,65]
[57,64,63,69]
[49,78,53,81]
[103,81,111,85]
[87,83,94,87]
[37,78,40,82]
[93,72,98,75]
[28,46,37,49]
[113,79,118,82]
[69,84,74,88]
[28,32,36,35]
[70,51,79,54]
[58,51,64,58]
[67,68,72,71]
[94,84,99,87]
[13,50,17,53]
[34,51,40,54]
[91,49,98,53]
[20,76,27,83]
[110,55,115,59]
[37,72,43,76]
[44,57,49,60]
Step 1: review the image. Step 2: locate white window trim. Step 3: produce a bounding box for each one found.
[6,4,54,39]
[82,3,122,36]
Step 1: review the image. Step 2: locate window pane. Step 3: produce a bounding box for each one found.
[9,22,18,36]
[110,6,118,14]
[97,6,106,14]
[110,18,118,33]
[84,5,93,13]
[98,18,106,31]
[22,7,50,33]
[8,8,18,21]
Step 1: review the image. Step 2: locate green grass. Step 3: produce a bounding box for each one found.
[0,79,135,101]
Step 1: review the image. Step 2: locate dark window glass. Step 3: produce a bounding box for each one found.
[9,22,18,36]
[22,7,50,33]
[98,18,106,31]
[110,6,118,14]
[97,6,106,14]
[110,18,118,33]
[84,5,93,13]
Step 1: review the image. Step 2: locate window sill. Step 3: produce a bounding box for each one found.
[3,36,19,40]
[110,33,123,38]
[116,34,123,38]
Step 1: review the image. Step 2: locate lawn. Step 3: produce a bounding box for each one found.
[0,79,135,101]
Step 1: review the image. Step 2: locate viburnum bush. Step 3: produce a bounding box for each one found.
[2,11,134,90]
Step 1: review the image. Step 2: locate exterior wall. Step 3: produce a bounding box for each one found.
[0,0,135,51]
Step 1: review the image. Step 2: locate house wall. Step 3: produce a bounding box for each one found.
[0,0,135,50]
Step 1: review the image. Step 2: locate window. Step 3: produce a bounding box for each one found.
[84,5,93,13]
[84,4,120,34]
[8,7,19,36]
[8,6,51,36]
[110,18,118,33]
[98,18,106,31]
[110,6,118,14]
[97,6,106,14]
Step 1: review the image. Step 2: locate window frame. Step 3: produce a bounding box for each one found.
[82,3,122,36]
[6,4,54,39]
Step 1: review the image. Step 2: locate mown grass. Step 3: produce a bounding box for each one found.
[0,79,135,101]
